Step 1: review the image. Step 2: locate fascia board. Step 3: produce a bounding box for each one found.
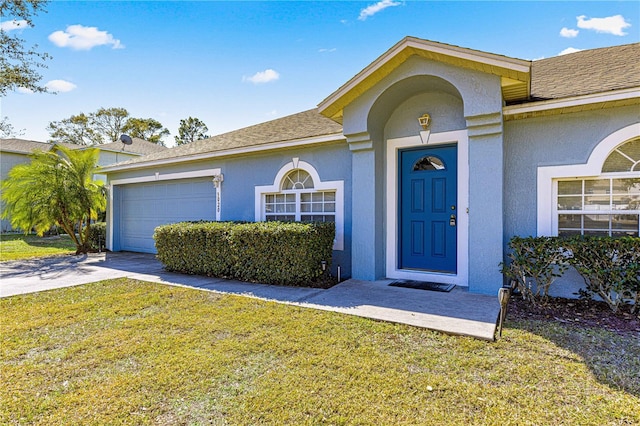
[100,132,346,174]
[504,87,640,118]
[318,37,530,115]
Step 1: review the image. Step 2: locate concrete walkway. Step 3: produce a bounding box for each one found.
[0,252,501,340]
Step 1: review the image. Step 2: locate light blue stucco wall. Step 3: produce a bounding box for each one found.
[503,105,640,241]
[341,55,505,294]
[503,105,640,295]
[107,141,352,278]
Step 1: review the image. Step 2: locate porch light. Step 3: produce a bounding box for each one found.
[212,174,224,188]
[418,113,431,130]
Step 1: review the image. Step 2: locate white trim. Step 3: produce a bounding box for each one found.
[106,168,221,251]
[109,168,221,186]
[254,160,344,251]
[504,87,640,118]
[537,123,640,236]
[385,130,469,286]
[318,37,529,113]
[100,133,345,173]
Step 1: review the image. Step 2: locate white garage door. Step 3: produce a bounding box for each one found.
[119,177,216,253]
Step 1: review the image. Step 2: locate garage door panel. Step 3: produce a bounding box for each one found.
[119,177,216,253]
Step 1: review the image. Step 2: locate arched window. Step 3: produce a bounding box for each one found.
[281,169,314,190]
[264,168,335,222]
[413,156,445,171]
[601,137,640,173]
[256,159,344,250]
[556,137,640,237]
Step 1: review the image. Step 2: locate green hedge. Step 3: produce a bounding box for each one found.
[154,221,335,287]
[502,235,640,312]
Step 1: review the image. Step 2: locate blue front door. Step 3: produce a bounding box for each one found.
[399,145,457,273]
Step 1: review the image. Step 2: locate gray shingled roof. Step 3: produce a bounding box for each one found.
[98,137,168,155]
[1,137,166,156]
[77,42,640,172]
[109,108,344,168]
[0,138,51,154]
[531,43,640,101]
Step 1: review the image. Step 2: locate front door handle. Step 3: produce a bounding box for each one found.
[449,214,456,227]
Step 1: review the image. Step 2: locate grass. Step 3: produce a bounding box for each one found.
[1,278,639,425]
[0,233,76,262]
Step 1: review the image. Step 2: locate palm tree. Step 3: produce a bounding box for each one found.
[1,144,106,254]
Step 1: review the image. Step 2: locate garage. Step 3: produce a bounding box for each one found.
[117,177,216,253]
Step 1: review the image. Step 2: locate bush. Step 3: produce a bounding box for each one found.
[501,235,639,312]
[154,221,235,277]
[501,236,569,304]
[154,221,335,287]
[563,236,640,313]
[88,222,106,251]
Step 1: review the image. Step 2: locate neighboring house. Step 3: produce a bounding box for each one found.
[0,137,167,232]
[0,139,53,232]
[101,37,639,296]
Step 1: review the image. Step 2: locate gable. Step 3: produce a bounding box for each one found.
[318,37,531,123]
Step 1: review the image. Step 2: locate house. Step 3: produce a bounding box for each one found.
[0,137,167,232]
[101,37,640,295]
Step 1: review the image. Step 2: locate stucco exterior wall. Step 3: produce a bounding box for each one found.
[503,105,640,240]
[503,105,640,295]
[1,151,31,232]
[342,54,505,294]
[107,141,353,277]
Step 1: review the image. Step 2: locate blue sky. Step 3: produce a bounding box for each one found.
[2,1,638,146]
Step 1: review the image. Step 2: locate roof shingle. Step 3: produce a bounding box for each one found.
[109,108,344,167]
[531,43,640,100]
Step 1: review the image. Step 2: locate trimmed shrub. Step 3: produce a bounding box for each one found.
[88,222,106,251]
[154,221,335,286]
[501,235,639,312]
[563,236,640,313]
[154,221,235,277]
[501,236,569,304]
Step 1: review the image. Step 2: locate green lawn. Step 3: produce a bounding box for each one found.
[1,279,638,425]
[0,233,76,261]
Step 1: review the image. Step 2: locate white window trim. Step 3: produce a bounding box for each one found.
[385,130,469,287]
[537,123,640,236]
[255,159,344,250]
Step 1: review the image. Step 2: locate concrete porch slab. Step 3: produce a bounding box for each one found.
[298,279,500,341]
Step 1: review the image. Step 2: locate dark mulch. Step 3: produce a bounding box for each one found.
[507,295,640,334]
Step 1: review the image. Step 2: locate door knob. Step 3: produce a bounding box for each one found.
[449,214,456,227]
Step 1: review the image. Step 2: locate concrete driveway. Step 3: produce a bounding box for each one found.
[1,252,501,340]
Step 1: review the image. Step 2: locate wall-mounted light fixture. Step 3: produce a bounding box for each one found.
[212,174,224,188]
[418,113,431,130]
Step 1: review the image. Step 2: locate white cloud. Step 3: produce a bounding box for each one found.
[1,19,29,31]
[559,47,583,56]
[319,48,337,53]
[576,14,631,36]
[358,0,402,21]
[560,27,579,38]
[17,87,34,95]
[48,24,124,50]
[243,69,280,84]
[45,79,77,92]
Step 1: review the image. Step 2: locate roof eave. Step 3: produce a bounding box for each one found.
[318,36,531,123]
[101,132,346,174]
[503,87,640,121]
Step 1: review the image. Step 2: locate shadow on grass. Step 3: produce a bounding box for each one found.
[506,317,640,397]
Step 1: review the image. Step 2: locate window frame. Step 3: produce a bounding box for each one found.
[255,158,344,250]
[555,174,640,237]
[537,124,640,236]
